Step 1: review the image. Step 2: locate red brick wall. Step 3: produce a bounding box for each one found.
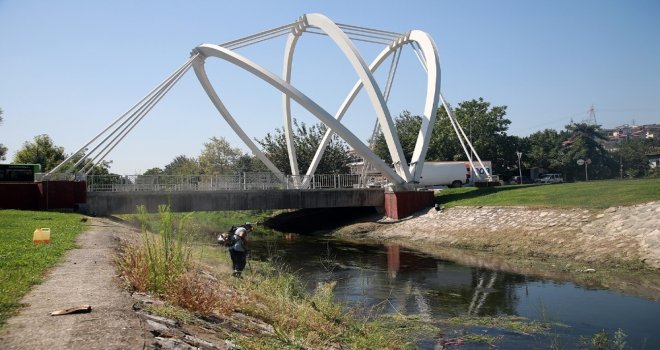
[0,183,40,210]
[0,181,86,211]
[384,190,434,219]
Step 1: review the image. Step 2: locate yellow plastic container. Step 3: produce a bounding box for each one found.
[33,228,51,244]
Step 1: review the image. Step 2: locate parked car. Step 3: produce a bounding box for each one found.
[536,173,564,184]
[511,175,533,184]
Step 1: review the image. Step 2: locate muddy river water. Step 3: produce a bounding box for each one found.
[246,233,660,349]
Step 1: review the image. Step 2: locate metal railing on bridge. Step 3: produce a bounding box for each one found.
[85,172,388,192]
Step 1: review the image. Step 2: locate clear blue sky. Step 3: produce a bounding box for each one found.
[1,0,659,174]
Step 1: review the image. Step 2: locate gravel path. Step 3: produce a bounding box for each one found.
[0,218,147,350]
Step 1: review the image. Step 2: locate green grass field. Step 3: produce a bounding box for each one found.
[436,178,660,208]
[0,210,85,327]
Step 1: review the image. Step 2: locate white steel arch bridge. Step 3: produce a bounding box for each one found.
[46,13,491,189]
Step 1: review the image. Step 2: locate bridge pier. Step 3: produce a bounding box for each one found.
[383,190,435,220]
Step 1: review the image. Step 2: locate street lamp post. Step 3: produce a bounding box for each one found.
[516,151,523,184]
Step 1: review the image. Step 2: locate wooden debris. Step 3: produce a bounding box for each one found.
[50,305,92,316]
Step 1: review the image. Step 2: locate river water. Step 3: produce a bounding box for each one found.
[246,233,660,349]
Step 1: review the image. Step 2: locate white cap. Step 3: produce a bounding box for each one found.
[235,227,247,237]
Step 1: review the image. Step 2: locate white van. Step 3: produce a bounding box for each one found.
[417,162,468,188]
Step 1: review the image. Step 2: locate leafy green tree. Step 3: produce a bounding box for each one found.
[374,98,514,175]
[525,129,564,171]
[372,111,421,164]
[13,134,66,172]
[232,154,269,174]
[163,155,201,175]
[446,98,512,173]
[613,138,656,178]
[143,167,165,176]
[199,136,242,175]
[256,120,353,174]
[560,123,615,181]
[0,108,7,161]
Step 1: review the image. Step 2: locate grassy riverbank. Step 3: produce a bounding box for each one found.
[436,178,660,208]
[0,210,85,327]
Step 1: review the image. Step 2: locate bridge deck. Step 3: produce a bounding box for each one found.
[85,188,385,215]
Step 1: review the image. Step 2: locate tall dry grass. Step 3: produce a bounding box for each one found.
[117,205,232,314]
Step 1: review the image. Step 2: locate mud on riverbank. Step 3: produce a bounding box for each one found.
[334,201,660,300]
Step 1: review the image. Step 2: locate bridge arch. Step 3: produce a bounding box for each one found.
[282,16,441,183]
[191,43,404,184]
[47,13,495,187]
[194,13,441,188]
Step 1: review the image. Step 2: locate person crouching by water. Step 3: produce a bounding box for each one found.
[229,224,252,277]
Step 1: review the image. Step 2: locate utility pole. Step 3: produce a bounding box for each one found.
[516,151,523,184]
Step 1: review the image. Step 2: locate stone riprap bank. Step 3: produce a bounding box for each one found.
[370,201,660,268]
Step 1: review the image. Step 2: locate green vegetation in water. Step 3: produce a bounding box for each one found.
[0,210,86,327]
[436,178,660,208]
[578,328,631,350]
[443,315,565,335]
[461,333,503,346]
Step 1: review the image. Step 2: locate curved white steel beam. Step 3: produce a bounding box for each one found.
[405,30,441,181]
[192,43,404,184]
[282,29,302,177]
[191,56,286,182]
[303,37,401,178]
[283,13,411,182]
[294,30,441,183]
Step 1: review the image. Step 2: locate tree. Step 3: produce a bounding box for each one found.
[256,120,353,174]
[446,98,512,173]
[374,98,514,175]
[232,154,269,174]
[560,123,614,181]
[372,111,422,164]
[13,134,66,172]
[525,129,564,171]
[198,136,242,175]
[163,155,201,175]
[0,108,7,161]
[613,138,657,178]
[143,167,165,176]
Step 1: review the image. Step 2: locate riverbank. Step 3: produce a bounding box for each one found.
[335,201,660,299]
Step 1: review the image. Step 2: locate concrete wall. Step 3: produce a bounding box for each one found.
[86,188,385,215]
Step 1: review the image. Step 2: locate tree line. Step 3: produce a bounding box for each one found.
[3,99,658,181]
[374,98,659,181]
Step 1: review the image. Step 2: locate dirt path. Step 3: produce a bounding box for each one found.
[0,218,147,350]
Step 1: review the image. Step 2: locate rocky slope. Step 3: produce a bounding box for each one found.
[353,201,660,269]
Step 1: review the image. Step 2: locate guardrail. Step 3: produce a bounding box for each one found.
[85,173,388,192]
